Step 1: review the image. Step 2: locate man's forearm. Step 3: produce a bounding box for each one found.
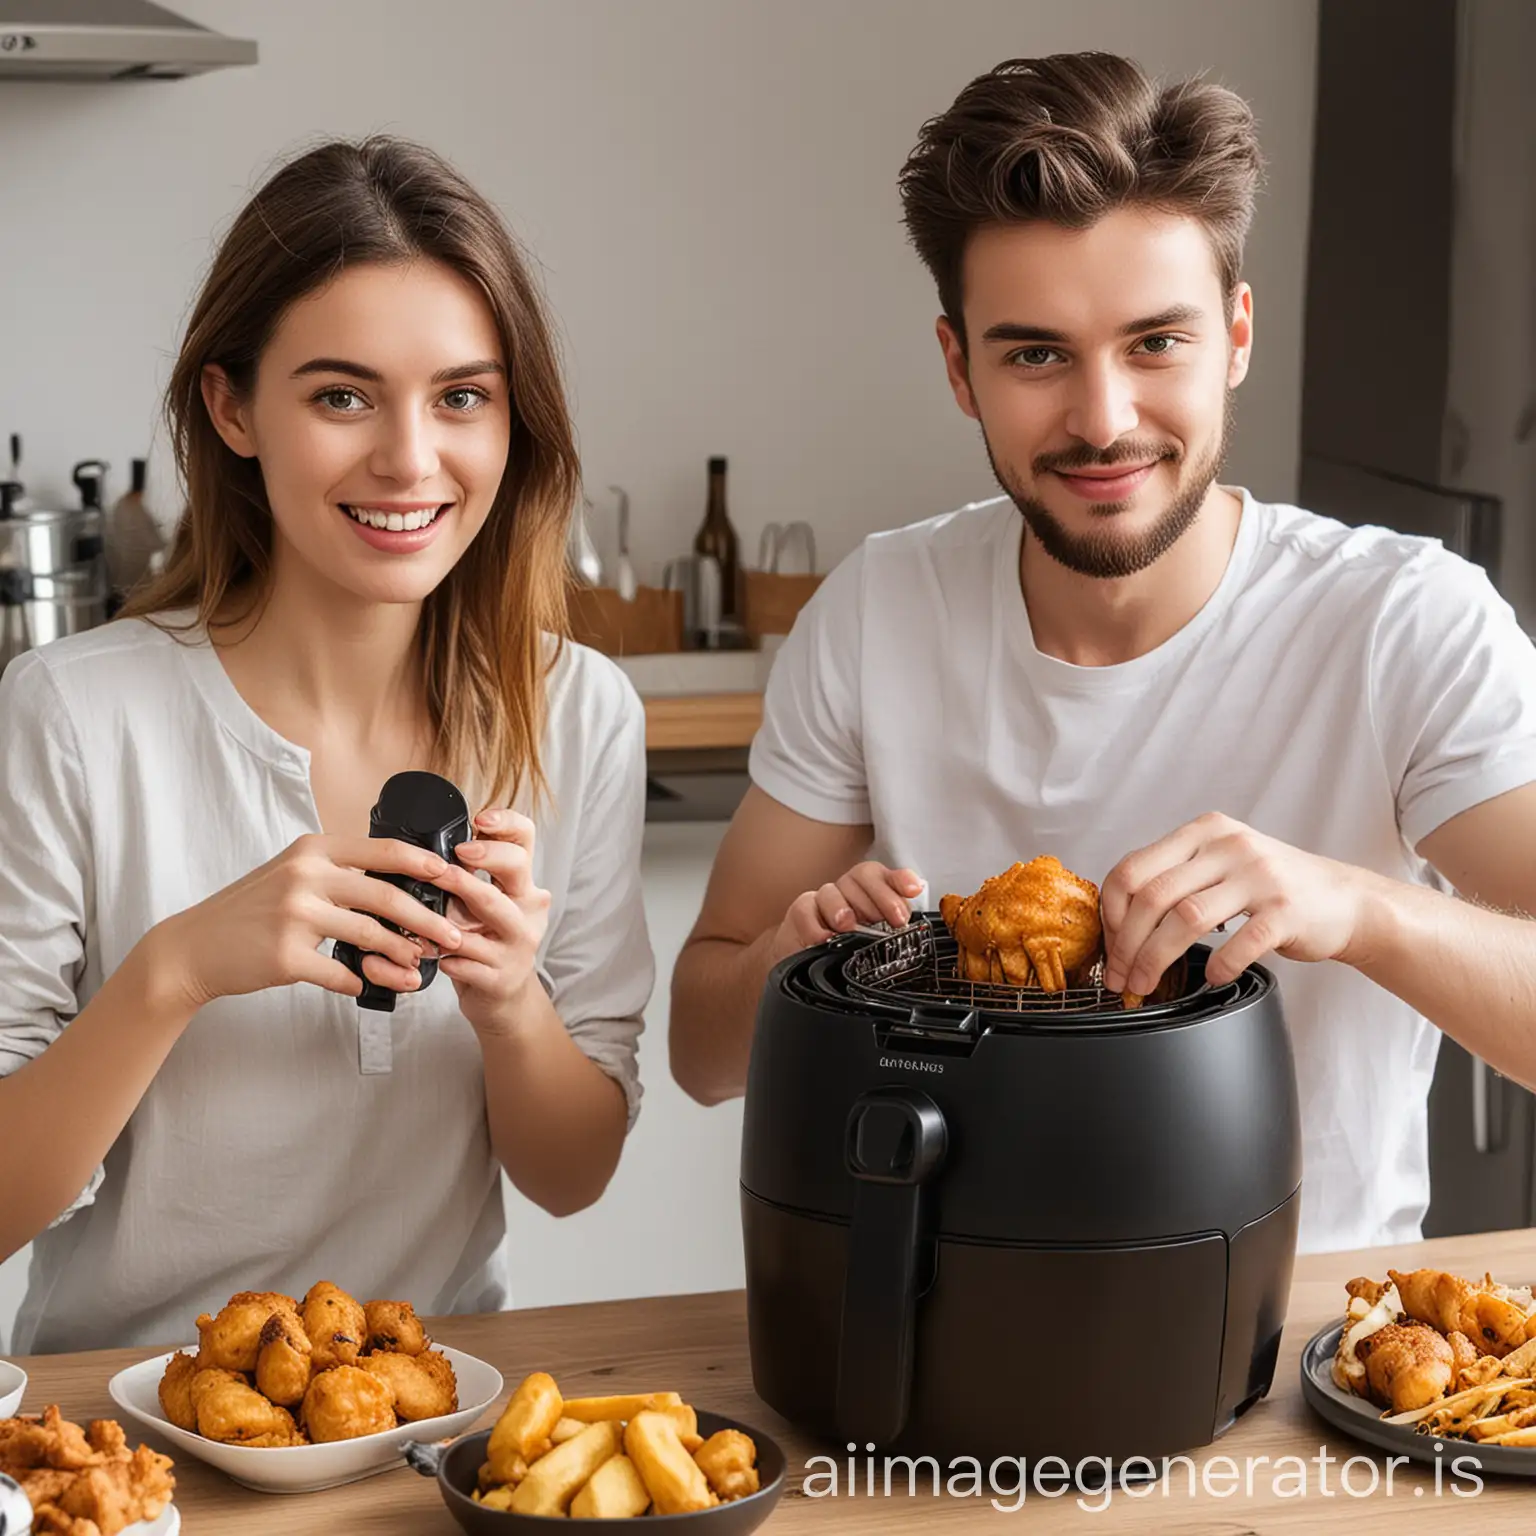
[670,926,790,1105]
[478,983,629,1216]
[1349,875,1536,1089]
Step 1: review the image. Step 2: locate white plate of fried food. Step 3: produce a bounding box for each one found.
[0,1402,178,1535]
[1302,1263,1536,1473]
[107,1281,502,1494]
[407,1370,785,1530]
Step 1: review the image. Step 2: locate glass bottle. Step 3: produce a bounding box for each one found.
[692,455,740,621]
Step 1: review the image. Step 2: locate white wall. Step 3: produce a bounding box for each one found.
[0,0,1316,578]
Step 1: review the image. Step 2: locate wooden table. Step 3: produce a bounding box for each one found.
[12,1228,1536,1531]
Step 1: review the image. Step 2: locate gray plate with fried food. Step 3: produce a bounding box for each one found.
[1301,1321,1536,1476]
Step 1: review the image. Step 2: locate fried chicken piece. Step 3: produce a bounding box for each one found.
[157,1350,202,1433]
[190,1367,303,1447]
[1345,1276,1389,1308]
[301,1364,396,1443]
[940,856,1103,990]
[1356,1320,1455,1412]
[1447,1330,1484,1390]
[356,1348,457,1422]
[693,1428,760,1502]
[0,1405,98,1471]
[1390,1267,1534,1358]
[195,1291,301,1373]
[255,1310,313,1406]
[302,1281,366,1371]
[364,1298,429,1356]
[3,1409,174,1536]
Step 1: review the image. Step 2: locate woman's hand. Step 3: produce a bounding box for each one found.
[153,833,466,1008]
[434,807,553,1038]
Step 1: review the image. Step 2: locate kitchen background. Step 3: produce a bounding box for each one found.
[0,0,1529,1350]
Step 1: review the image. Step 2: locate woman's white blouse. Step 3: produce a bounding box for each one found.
[0,616,653,1352]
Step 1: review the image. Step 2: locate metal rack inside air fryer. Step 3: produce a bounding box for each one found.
[802,913,1263,1033]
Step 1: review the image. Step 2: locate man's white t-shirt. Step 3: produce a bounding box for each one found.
[0,616,653,1352]
[750,489,1536,1255]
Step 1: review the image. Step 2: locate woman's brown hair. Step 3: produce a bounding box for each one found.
[122,135,577,807]
[898,52,1264,345]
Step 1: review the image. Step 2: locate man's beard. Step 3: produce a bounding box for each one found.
[983,392,1234,580]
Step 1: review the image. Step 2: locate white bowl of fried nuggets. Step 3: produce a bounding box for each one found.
[1333,1265,1536,1444]
[107,1281,503,1494]
[427,1371,783,1528]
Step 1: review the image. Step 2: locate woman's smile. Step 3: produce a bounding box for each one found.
[340,499,453,552]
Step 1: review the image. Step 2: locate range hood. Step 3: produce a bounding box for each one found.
[0,0,255,80]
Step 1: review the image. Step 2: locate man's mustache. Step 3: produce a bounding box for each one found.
[1033,442,1180,474]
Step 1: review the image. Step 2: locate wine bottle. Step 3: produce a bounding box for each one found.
[692,455,740,621]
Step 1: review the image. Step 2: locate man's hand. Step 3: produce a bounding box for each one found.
[1100,812,1380,995]
[772,862,924,961]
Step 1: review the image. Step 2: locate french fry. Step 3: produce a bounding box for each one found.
[511,1421,624,1516]
[476,1484,516,1511]
[659,1401,703,1453]
[1383,1377,1533,1426]
[571,1453,651,1519]
[551,1416,587,1444]
[488,1372,563,1480]
[1481,1424,1536,1446]
[562,1391,683,1423]
[625,1410,717,1515]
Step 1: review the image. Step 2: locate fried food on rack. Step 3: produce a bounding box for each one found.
[301,1281,367,1371]
[363,1298,429,1356]
[570,1452,651,1518]
[509,1420,623,1516]
[694,1428,761,1502]
[194,1290,300,1374]
[255,1309,313,1407]
[301,1364,396,1443]
[624,1411,718,1515]
[357,1348,458,1421]
[191,1368,304,1447]
[488,1372,564,1479]
[156,1351,202,1434]
[1356,1321,1455,1412]
[0,1407,175,1536]
[940,856,1103,992]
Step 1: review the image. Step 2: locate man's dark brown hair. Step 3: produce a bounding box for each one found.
[899,52,1263,345]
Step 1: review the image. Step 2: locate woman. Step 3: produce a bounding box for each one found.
[0,138,652,1352]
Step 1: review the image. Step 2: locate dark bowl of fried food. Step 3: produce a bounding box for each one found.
[411,1409,786,1532]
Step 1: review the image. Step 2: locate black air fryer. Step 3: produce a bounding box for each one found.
[741,917,1301,1467]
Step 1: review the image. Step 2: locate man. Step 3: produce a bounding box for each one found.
[669,52,1536,1254]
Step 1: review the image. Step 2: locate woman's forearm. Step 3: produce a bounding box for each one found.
[477,983,629,1216]
[0,927,196,1259]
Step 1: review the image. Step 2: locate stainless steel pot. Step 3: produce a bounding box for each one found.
[0,491,90,575]
[0,565,108,670]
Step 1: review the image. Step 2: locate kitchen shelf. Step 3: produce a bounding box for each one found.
[643,692,763,751]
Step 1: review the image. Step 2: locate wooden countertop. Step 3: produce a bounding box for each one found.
[11,1227,1536,1532]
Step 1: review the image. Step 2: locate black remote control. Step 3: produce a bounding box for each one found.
[333,770,471,1012]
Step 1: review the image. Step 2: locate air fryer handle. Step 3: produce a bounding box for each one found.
[835,1087,947,1448]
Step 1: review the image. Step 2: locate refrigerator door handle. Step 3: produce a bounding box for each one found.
[1471,1055,1506,1155]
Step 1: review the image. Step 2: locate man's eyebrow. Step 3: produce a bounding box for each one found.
[980,304,1207,346]
[289,358,506,383]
